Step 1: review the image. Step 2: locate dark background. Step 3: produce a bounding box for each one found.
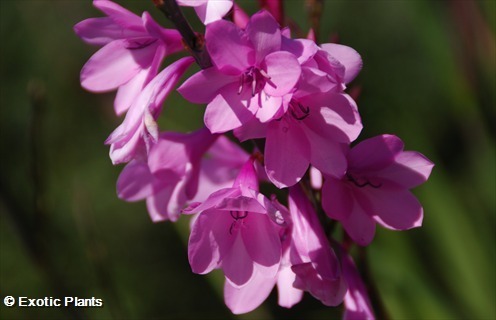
[1,0,495,319]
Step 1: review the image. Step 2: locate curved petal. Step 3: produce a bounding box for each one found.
[117,160,153,201]
[80,38,158,92]
[224,271,276,314]
[342,201,376,246]
[146,184,176,222]
[188,210,224,274]
[349,134,404,173]
[93,0,144,32]
[359,187,424,230]
[204,84,257,133]
[265,120,310,188]
[300,92,362,143]
[114,67,149,115]
[263,51,301,97]
[245,10,282,64]
[194,0,233,24]
[242,214,281,274]
[178,68,237,104]
[206,20,254,75]
[74,17,133,45]
[277,264,303,308]
[222,233,255,288]
[322,178,353,221]
[282,37,318,64]
[375,151,434,189]
[321,43,362,84]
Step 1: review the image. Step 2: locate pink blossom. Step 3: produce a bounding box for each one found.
[322,134,434,245]
[186,160,282,288]
[117,127,217,221]
[105,57,194,164]
[288,185,347,306]
[75,0,183,114]
[223,198,302,314]
[177,0,233,25]
[235,91,362,188]
[342,251,375,320]
[178,10,303,132]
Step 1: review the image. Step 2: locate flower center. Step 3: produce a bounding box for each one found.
[346,173,382,188]
[229,210,248,235]
[289,100,310,120]
[238,67,271,96]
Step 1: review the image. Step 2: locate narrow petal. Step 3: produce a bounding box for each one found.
[321,43,362,84]
[245,10,282,64]
[114,67,149,115]
[254,93,283,123]
[206,20,254,75]
[263,51,301,97]
[265,120,310,188]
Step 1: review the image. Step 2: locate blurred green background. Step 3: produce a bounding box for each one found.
[1,0,494,319]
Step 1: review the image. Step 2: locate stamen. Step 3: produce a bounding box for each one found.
[346,173,382,188]
[238,74,245,95]
[289,101,310,120]
[259,69,271,80]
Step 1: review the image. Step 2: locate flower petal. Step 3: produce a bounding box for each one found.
[322,178,353,221]
[265,120,310,188]
[349,134,404,173]
[321,43,362,84]
[342,200,376,246]
[376,151,434,189]
[194,0,233,24]
[359,187,424,230]
[80,38,158,92]
[224,271,276,314]
[263,51,301,97]
[245,10,282,64]
[116,160,153,201]
[204,84,256,133]
[222,233,255,287]
[178,68,237,104]
[206,20,255,75]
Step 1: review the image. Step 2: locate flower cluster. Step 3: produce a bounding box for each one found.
[75,0,434,317]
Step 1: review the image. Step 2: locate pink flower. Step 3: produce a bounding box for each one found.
[178,10,303,133]
[116,127,217,222]
[223,199,302,314]
[322,134,435,245]
[75,0,183,115]
[186,160,282,288]
[177,0,233,25]
[105,57,194,164]
[341,251,375,320]
[288,185,347,306]
[235,91,362,188]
